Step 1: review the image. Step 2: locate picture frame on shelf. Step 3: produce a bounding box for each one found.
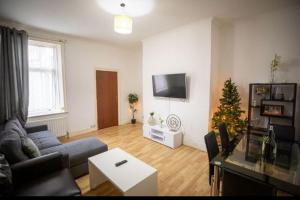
[261,104,284,117]
[256,87,269,96]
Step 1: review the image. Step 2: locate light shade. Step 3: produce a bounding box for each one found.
[114,15,133,34]
[97,0,155,17]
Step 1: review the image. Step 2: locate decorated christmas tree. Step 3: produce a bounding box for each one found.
[212,78,248,138]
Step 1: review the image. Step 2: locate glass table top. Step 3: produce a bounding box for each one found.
[224,133,300,187]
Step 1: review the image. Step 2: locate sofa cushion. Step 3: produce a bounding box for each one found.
[41,137,108,167]
[0,154,13,196]
[21,137,41,158]
[0,130,29,164]
[28,131,61,150]
[14,168,81,196]
[4,118,27,137]
[69,162,88,179]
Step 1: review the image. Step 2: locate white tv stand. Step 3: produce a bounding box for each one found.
[143,124,183,149]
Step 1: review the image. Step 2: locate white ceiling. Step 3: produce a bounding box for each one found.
[0,0,298,47]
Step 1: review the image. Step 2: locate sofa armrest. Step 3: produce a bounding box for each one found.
[11,152,66,184]
[25,124,48,134]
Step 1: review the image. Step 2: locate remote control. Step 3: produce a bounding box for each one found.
[115,160,128,167]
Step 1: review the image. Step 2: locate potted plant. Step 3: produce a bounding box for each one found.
[270,54,281,83]
[128,93,139,124]
[148,112,156,126]
[159,117,164,128]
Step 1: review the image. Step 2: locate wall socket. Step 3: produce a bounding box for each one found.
[90,124,96,129]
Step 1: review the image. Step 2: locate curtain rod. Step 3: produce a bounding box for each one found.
[28,34,67,44]
[0,21,67,43]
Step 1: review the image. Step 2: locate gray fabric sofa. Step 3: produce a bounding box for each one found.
[0,118,108,178]
[26,125,108,178]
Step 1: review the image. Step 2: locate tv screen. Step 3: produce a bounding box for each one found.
[152,73,187,99]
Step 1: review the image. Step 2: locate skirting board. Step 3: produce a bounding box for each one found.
[69,128,98,137]
[68,121,142,138]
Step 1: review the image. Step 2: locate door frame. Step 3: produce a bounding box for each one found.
[94,67,121,130]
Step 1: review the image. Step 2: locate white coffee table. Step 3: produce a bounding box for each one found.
[88,148,158,196]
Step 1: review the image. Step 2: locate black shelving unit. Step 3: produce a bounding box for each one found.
[248,83,297,135]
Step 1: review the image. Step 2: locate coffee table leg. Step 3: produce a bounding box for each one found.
[88,160,108,190]
[124,171,158,196]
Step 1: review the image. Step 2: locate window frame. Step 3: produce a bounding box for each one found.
[28,37,67,118]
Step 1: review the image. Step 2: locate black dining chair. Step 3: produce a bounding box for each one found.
[272,124,295,143]
[204,131,220,195]
[218,123,230,152]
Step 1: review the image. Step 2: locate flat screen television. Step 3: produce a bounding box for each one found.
[152,73,187,99]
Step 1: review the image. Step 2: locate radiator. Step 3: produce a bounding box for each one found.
[27,116,68,137]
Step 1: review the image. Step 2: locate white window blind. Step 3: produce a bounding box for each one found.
[28,39,65,117]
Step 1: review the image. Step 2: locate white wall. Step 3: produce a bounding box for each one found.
[215,5,300,139]
[0,19,143,135]
[65,39,143,134]
[209,19,222,126]
[142,18,213,151]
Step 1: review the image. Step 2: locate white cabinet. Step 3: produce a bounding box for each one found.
[143,124,183,149]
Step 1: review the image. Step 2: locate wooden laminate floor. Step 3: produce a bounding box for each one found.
[60,123,210,196]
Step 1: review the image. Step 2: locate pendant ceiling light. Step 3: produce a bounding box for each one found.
[114,3,133,34]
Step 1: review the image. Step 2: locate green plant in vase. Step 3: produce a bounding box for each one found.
[270,54,281,83]
[159,117,164,128]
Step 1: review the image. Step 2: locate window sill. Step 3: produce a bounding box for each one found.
[28,111,68,119]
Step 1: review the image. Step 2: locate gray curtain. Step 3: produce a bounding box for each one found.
[0,26,29,126]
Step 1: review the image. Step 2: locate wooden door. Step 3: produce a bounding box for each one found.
[96,70,118,129]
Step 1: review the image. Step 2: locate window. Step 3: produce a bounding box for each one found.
[28,39,65,117]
